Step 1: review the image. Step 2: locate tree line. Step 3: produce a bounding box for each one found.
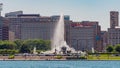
[0,39,51,54]
[106,44,120,53]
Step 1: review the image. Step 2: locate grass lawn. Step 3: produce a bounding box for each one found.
[87,54,120,60]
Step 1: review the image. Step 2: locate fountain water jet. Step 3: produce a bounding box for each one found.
[43,14,76,54]
[51,14,75,54]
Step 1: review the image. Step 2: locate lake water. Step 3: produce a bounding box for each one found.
[0,61,120,68]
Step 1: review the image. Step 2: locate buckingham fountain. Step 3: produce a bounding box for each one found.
[44,14,76,54]
[51,14,75,54]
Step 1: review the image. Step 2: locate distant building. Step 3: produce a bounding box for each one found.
[51,15,70,21]
[67,21,101,51]
[0,16,9,40]
[6,11,104,51]
[9,31,15,41]
[5,11,23,18]
[7,14,55,40]
[6,11,70,41]
[110,11,119,28]
[108,11,120,46]
[101,31,108,51]
[108,27,120,45]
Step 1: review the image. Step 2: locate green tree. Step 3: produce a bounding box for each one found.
[115,44,120,53]
[0,40,16,49]
[23,39,51,51]
[19,44,31,53]
[23,39,35,50]
[36,39,51,51]
[106,45,114,59]
[44,40,51,50]
[14,39,23,49]
[106,45,114,53]
[17,39,51,53]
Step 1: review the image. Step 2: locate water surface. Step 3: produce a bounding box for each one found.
[0,61,120,68]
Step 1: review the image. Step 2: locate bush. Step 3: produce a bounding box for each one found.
[55,55,63,59]
[36,50,41,54]
[115,45,120,53]
[8,55,15,59]
[106,45,114,52]
[79,56,87,59]
[0,49,18,55]
[66,56,87,60]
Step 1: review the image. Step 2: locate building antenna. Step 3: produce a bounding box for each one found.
[0,3,3,16]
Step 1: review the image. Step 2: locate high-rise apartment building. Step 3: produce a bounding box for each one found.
[110,11,119,28]
[7,14,55,40]
[6,11,70,41]
[108,11,120,46]
[0,16,9,40]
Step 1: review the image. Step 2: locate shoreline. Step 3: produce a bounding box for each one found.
[0,59,67,61]
[0,56,120,61]
[0,55,67,61]
[0,59,120,61]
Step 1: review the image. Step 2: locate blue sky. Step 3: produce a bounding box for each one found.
[0,0,120,30]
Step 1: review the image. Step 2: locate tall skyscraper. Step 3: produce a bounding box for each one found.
[108,11,120,46]
[110,11,119,28]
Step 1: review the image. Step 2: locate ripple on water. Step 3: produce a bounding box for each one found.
[0,61,120,68]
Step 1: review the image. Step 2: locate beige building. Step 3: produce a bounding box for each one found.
[9,31,15,41]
